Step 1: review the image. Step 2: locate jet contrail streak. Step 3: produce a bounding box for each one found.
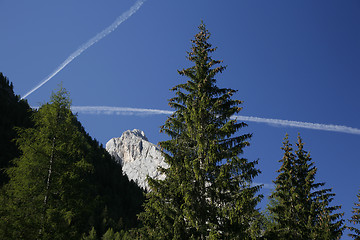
[230,115,360,135]
[70,105,360,135]
[252,183,275,190]
[71,106,173,116]
[21,0,146,100]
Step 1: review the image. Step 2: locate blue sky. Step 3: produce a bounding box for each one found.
[1,0,359,237]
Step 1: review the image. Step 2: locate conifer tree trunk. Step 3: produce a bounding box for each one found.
[39,136,56,237]
[44,136,55,207]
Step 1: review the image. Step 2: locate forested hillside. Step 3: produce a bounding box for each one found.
[0,79,144,239]
[0,73,33,186]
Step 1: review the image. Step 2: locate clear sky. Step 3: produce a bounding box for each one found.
[1,0,359,238]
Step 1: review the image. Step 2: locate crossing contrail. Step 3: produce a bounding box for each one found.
[70,105,360,135]
[21,0,146,100]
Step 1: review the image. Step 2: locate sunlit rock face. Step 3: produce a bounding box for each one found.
[106,129,167,191]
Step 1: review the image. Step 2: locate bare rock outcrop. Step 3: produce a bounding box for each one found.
[106,129,167,190]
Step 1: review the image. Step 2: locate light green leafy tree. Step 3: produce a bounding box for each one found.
[0,87,96,239]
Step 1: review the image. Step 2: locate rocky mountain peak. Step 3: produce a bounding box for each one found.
[122,129,148,141]
[106,129,167,191]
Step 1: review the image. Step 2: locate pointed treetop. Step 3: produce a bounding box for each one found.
[50,83,72,109]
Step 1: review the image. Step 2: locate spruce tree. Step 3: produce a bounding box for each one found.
[348,190,360,239]
[82,227,97,240]
[266,134,344,239]
[140,22,261,239]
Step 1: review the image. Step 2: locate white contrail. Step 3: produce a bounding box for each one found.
[21,0,146,100]
[252,183,275,190]
[230,115,360,135]
[71,106,173,116]
[70,105,360,135]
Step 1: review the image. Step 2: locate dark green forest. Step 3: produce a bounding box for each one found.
[0,74,144,239]
[0,24,359,239]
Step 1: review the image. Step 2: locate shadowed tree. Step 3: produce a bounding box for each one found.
[0,72,33,186]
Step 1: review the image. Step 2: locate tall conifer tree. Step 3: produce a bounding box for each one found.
[266,134,344,239]
[0,85,145,238]
[348,190,360,239]
[0,87,96,239]
[140,22,261,239]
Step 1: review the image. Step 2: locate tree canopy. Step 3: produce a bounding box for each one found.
[266,134,344,240]
[348,190,360,239]
[0,86,144,239]
[140,22,261,240]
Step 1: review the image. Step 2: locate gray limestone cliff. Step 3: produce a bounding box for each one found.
[106,129,167,191]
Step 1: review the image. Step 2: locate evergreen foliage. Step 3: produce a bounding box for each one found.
[0,86,144,239]
[140,22,262,239]
[101,228,122,240]
[0,87,95,239]
[80,126,145,235]
[0,72,33,186]
[348,190,360,239]
[266,134,344,239]
[82,227,97,240]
